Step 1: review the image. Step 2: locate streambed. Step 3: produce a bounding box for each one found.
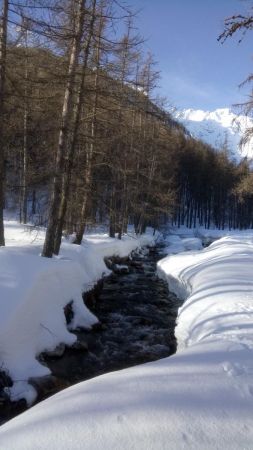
[1,245,183,423]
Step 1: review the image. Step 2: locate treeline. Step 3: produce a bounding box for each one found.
[172,140,253,230]
[1,1,253,258]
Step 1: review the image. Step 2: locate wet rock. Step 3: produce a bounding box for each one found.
[0,370,12,389]
[84,290,97,309]
[104,257,114,270]
[113,264,130,275]
[64,301,74,325]
[44,343,66,358]
[0,390,10,408]
[129,260,143,268]
[84,279,104,309]
[91,321,106,332]
[71,340,88,352]
[14,398,27,410]
[105,256,130,268]
[0,397,28,425]
[29,375,70,401]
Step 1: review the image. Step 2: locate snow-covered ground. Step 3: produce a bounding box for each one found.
[158,233,253,349]
[0,220,155,404]
[0,227,253,449]
[163,233,203,254]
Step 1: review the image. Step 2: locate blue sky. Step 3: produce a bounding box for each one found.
[127,0,253,111]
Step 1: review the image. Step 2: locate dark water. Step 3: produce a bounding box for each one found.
[0,245,183,423]
[44,245,183,385]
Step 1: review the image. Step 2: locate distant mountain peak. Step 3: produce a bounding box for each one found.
[174,107,253,161]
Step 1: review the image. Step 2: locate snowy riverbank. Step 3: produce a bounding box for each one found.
[158,233,253,351]
[0,221,155,404]
[0,229,253,449]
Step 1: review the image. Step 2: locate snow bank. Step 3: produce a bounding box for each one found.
[0,325,253,449]
[168,224,253,243]
[60,233,154,291]
[0,222,154,404]
[158,235,253,350]
[1,233,253,448]
[163,233,202,254]
[0,250,97,393]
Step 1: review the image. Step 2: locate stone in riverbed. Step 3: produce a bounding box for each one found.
[29,375,70,401]
[0,390,10,407]
[0,370,13,389]
[92,321,106,332]
[43,343,66,358]
[113,264,130,275]
[70,340,88,352]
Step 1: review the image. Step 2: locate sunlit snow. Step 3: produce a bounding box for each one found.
[175,107,253,160]
[1,229,253,449]
[0,221,154,405]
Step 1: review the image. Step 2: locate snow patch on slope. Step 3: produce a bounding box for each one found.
[175,107,253,160]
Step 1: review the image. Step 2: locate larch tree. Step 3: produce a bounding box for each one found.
[53,0,98,254]
[218,5,253,132]
[0,0,8,246]
[19,16,30,225]
[42,0,87,257]
[74,0,106,245]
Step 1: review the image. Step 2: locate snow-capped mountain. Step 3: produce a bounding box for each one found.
[175,108,253,161]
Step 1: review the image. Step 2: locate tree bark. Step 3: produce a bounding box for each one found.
[0,0,8,246]
[53,0,97,254]
[42,0,86,257]
[20,30,29,224]
[74,4,103,245]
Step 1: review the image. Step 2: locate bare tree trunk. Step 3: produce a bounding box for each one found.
[74,5,104,245]
[137,121,156,234]
[42,0,86,257]
[109,187,116,238]
[21,28,29,224]
[21,106,28,223]
[32,190,36,215]
[0,0,8,246]
[53,0,97,254]
[74,147,92,244]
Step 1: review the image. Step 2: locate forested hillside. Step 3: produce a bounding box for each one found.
[1,0,253,258]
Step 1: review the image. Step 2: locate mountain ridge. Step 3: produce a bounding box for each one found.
[174,107,253,161]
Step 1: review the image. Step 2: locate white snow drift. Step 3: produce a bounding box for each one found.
[0,221,154,404]
[0,232,253,449]
[158,234,253,350]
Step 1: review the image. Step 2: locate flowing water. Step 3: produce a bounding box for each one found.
[44,245,183,385]
[1,245,183,423]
